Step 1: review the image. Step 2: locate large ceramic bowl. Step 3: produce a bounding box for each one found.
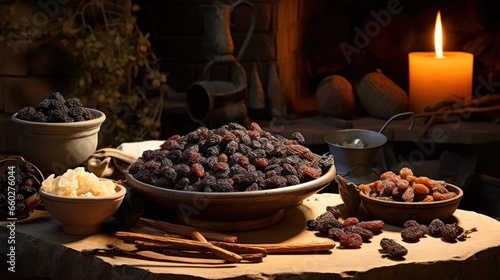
[11,108,105,176]
[125,164,336,231]
[359,183,463,226]
[39,181,126,235]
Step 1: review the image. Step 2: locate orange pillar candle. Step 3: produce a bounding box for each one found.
[409,12,473,113]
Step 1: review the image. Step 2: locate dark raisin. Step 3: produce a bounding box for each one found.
[291,131,305,145]
[342,217,359,227]
[65,97,83,108]
[403,220,421,228]
[224,140,239,154]
[173,177,190,190]
[16,107,38,121]
[232,172,258,190]
[328,227,346,241]
[339,232,363,249]
[380,238,408,258]
[244,183,261,191]
[161,168,177,183]
[285,175,300,186]
[401,226,424,243]
[16,201,26,212]
[133,169,153,184]
[151,177,171,188]
[357,220,385,232]
[441,224,458,242]
[344,225,374,241]
[326,206,342,219]
[48,91,65,102]
[307,219,318,230]
[264,176,287,189]
[205,133,222,146]
[281,163,297,176]
[317,153,335,173]
[428,218,445,237]
[315,211,343,233]
[166,149,182,162]
[128,159,145,174]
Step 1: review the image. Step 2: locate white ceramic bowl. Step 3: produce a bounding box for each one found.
[11,108,106,175]
[39,182,126,235]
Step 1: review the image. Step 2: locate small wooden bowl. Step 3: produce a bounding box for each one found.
[359,183,463,226]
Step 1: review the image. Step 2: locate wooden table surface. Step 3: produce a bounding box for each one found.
[1,193,500,280]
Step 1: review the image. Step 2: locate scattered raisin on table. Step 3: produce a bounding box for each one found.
[339,232,363,249]
[428,218,445,237]
[401,226,425,243]
[380,238,408,258]
[441,224,459,242]
[314,211,343,233]
[326,206,342,219]
[342,217,360,227]
[343,226,374,241]
[357,220,385,232]
[327,228,346,241]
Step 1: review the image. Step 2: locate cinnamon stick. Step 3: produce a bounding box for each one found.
[137,218,238,243]
[162,250,264,263]
[191,230,208,243]
[115,231,242,263]
[190,230,243,263]
[210,241,268,256]
[134,240,195,251]
[238,242,335,253]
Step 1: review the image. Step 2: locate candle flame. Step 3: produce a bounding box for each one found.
[435,11,443,58]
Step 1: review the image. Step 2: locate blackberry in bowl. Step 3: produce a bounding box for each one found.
[11,92,106,175]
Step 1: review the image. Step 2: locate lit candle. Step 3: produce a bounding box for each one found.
[409,11,473,113]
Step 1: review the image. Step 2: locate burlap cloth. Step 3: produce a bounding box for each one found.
[84,140,164,179]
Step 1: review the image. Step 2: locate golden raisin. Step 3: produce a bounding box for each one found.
[380,171,398,183]
[413,183,430,195]
[358,184,371,195]
[433,192,458,201]
[422,195,434,202]
[399,167,413,179]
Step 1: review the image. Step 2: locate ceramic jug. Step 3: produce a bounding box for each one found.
[199,0,256,61]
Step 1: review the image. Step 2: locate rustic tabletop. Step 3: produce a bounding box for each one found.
[1,193,500,280]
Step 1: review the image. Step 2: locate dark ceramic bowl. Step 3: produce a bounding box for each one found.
[359,183,463,226]
[125,163,336,232]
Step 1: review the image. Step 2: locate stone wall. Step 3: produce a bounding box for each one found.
[0,1,75,159]
[136,0,325,113]
[0,0,326,159]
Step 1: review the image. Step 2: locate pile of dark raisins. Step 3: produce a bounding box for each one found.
[307,206,385,249]
[401,218,472,243]
[128,122,335,192]
[14,92,97,123]
[0,162,41,216]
